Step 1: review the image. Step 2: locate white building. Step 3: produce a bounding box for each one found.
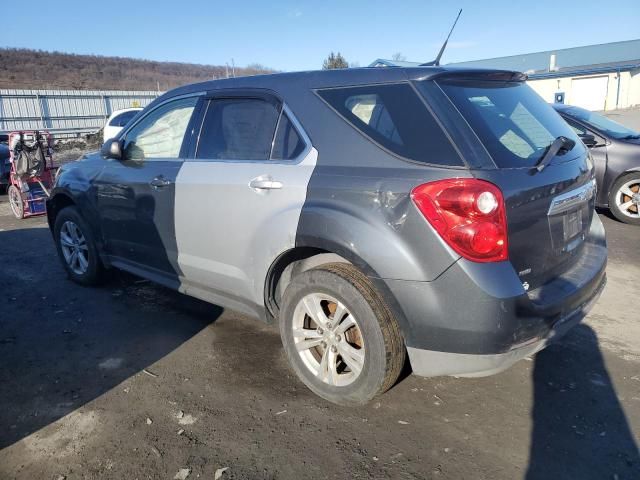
[370,39,640,111]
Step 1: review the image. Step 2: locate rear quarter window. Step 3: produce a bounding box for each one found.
[317,83,463,166]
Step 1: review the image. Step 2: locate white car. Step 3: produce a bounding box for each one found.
[103,108,142,142]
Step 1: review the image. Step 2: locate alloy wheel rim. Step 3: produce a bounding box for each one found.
[60,221,89,275]
[292,293,365,387]
[615,179,640,219]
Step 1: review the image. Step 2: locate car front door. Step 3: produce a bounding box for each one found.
[564,116,608,200]
[95,95,200,285]
[173,92,317,316]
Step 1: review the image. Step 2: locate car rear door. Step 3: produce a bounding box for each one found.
[95,95,200,284]
[174,91,317,315]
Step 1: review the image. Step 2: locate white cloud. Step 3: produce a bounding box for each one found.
[288,8,303,18]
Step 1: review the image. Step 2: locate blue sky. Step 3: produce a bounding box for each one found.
[3,0,639,71]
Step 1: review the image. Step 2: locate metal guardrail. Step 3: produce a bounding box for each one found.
[0,89,161,138]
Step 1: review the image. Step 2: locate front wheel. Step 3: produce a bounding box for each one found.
[279,263,405,405]
[609,173,640,225]
[53,206,104,285]
[8,185,24,219]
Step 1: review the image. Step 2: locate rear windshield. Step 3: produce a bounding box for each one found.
[438,80,584,168]
[317,83,463,166]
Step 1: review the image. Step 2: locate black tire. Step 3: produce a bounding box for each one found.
[53,206,104,285]
[8,185,24,219]
[279,263,405,405]
[609,173,640,225]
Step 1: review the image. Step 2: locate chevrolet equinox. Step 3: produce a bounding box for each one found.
[47,67,607,405]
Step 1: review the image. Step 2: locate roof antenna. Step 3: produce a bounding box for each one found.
[421,9,462,66]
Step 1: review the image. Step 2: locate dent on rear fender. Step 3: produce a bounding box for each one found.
[373,184,413,230]
[296,197,458,282]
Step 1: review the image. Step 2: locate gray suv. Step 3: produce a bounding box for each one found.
[47,67,607,405]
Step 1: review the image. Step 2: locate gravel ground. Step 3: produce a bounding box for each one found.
[0,195,638,479]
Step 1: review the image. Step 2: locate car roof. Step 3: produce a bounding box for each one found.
[162,66,527,100]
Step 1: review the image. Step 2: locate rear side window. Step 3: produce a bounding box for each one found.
[438,80,584,168]
[197,98,280,160]
[109,110,139,127]
[317,83,462,166]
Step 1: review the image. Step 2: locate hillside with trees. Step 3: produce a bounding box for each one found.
[0,48,275,90]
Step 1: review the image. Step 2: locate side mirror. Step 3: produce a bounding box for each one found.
[579,133,598,148]
[101,139,123,159]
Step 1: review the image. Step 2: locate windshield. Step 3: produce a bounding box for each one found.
[437,80,585,168]
[560,106,640,140]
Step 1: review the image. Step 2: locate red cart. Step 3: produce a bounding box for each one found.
[7,131,56,219]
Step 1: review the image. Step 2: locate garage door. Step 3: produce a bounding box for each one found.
[570,76,609,111]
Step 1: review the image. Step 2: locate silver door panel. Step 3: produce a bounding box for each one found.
[174,147,318,310]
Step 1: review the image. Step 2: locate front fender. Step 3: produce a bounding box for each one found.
[47,155,105,250]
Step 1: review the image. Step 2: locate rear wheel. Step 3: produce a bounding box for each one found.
[53,206,104,285]
[279,263,405,405]
[8,185,24,219]
[609,173,640,225]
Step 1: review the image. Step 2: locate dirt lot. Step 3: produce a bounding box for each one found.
[0,199,638,479]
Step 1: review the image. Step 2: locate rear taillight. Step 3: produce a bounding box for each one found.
[411,178,508,263]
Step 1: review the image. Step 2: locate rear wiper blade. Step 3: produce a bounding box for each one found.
[533,136,576,173]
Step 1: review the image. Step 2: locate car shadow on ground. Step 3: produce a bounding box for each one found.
[0,226,222,450]
[527,324,640,479]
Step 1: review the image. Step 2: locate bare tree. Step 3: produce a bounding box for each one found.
[391,52,406,61]
[0,48,276,90]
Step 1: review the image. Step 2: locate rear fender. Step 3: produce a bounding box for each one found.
[295,200,459,282]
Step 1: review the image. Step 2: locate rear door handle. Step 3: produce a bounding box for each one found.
[150,176,172,188]
[249,177,283,190]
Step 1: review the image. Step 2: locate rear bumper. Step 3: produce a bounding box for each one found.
[406,272,605,377]
[374,213,607,377]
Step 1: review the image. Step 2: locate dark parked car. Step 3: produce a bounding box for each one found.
[553,104,640,225]
[47,67,607,405]
[0,135,10,193]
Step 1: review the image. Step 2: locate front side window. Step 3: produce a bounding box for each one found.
[196,98,280,160]
[438,80,585,168]
[123,97,197,161]
[317,83,462,166]
[563,117,588,136]
[109,110,139,127]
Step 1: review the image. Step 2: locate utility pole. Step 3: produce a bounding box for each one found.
[225,63,229,78]
[231,58,236,77]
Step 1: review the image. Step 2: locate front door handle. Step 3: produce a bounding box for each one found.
[150,176,172,188]
[249,177,283,190]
